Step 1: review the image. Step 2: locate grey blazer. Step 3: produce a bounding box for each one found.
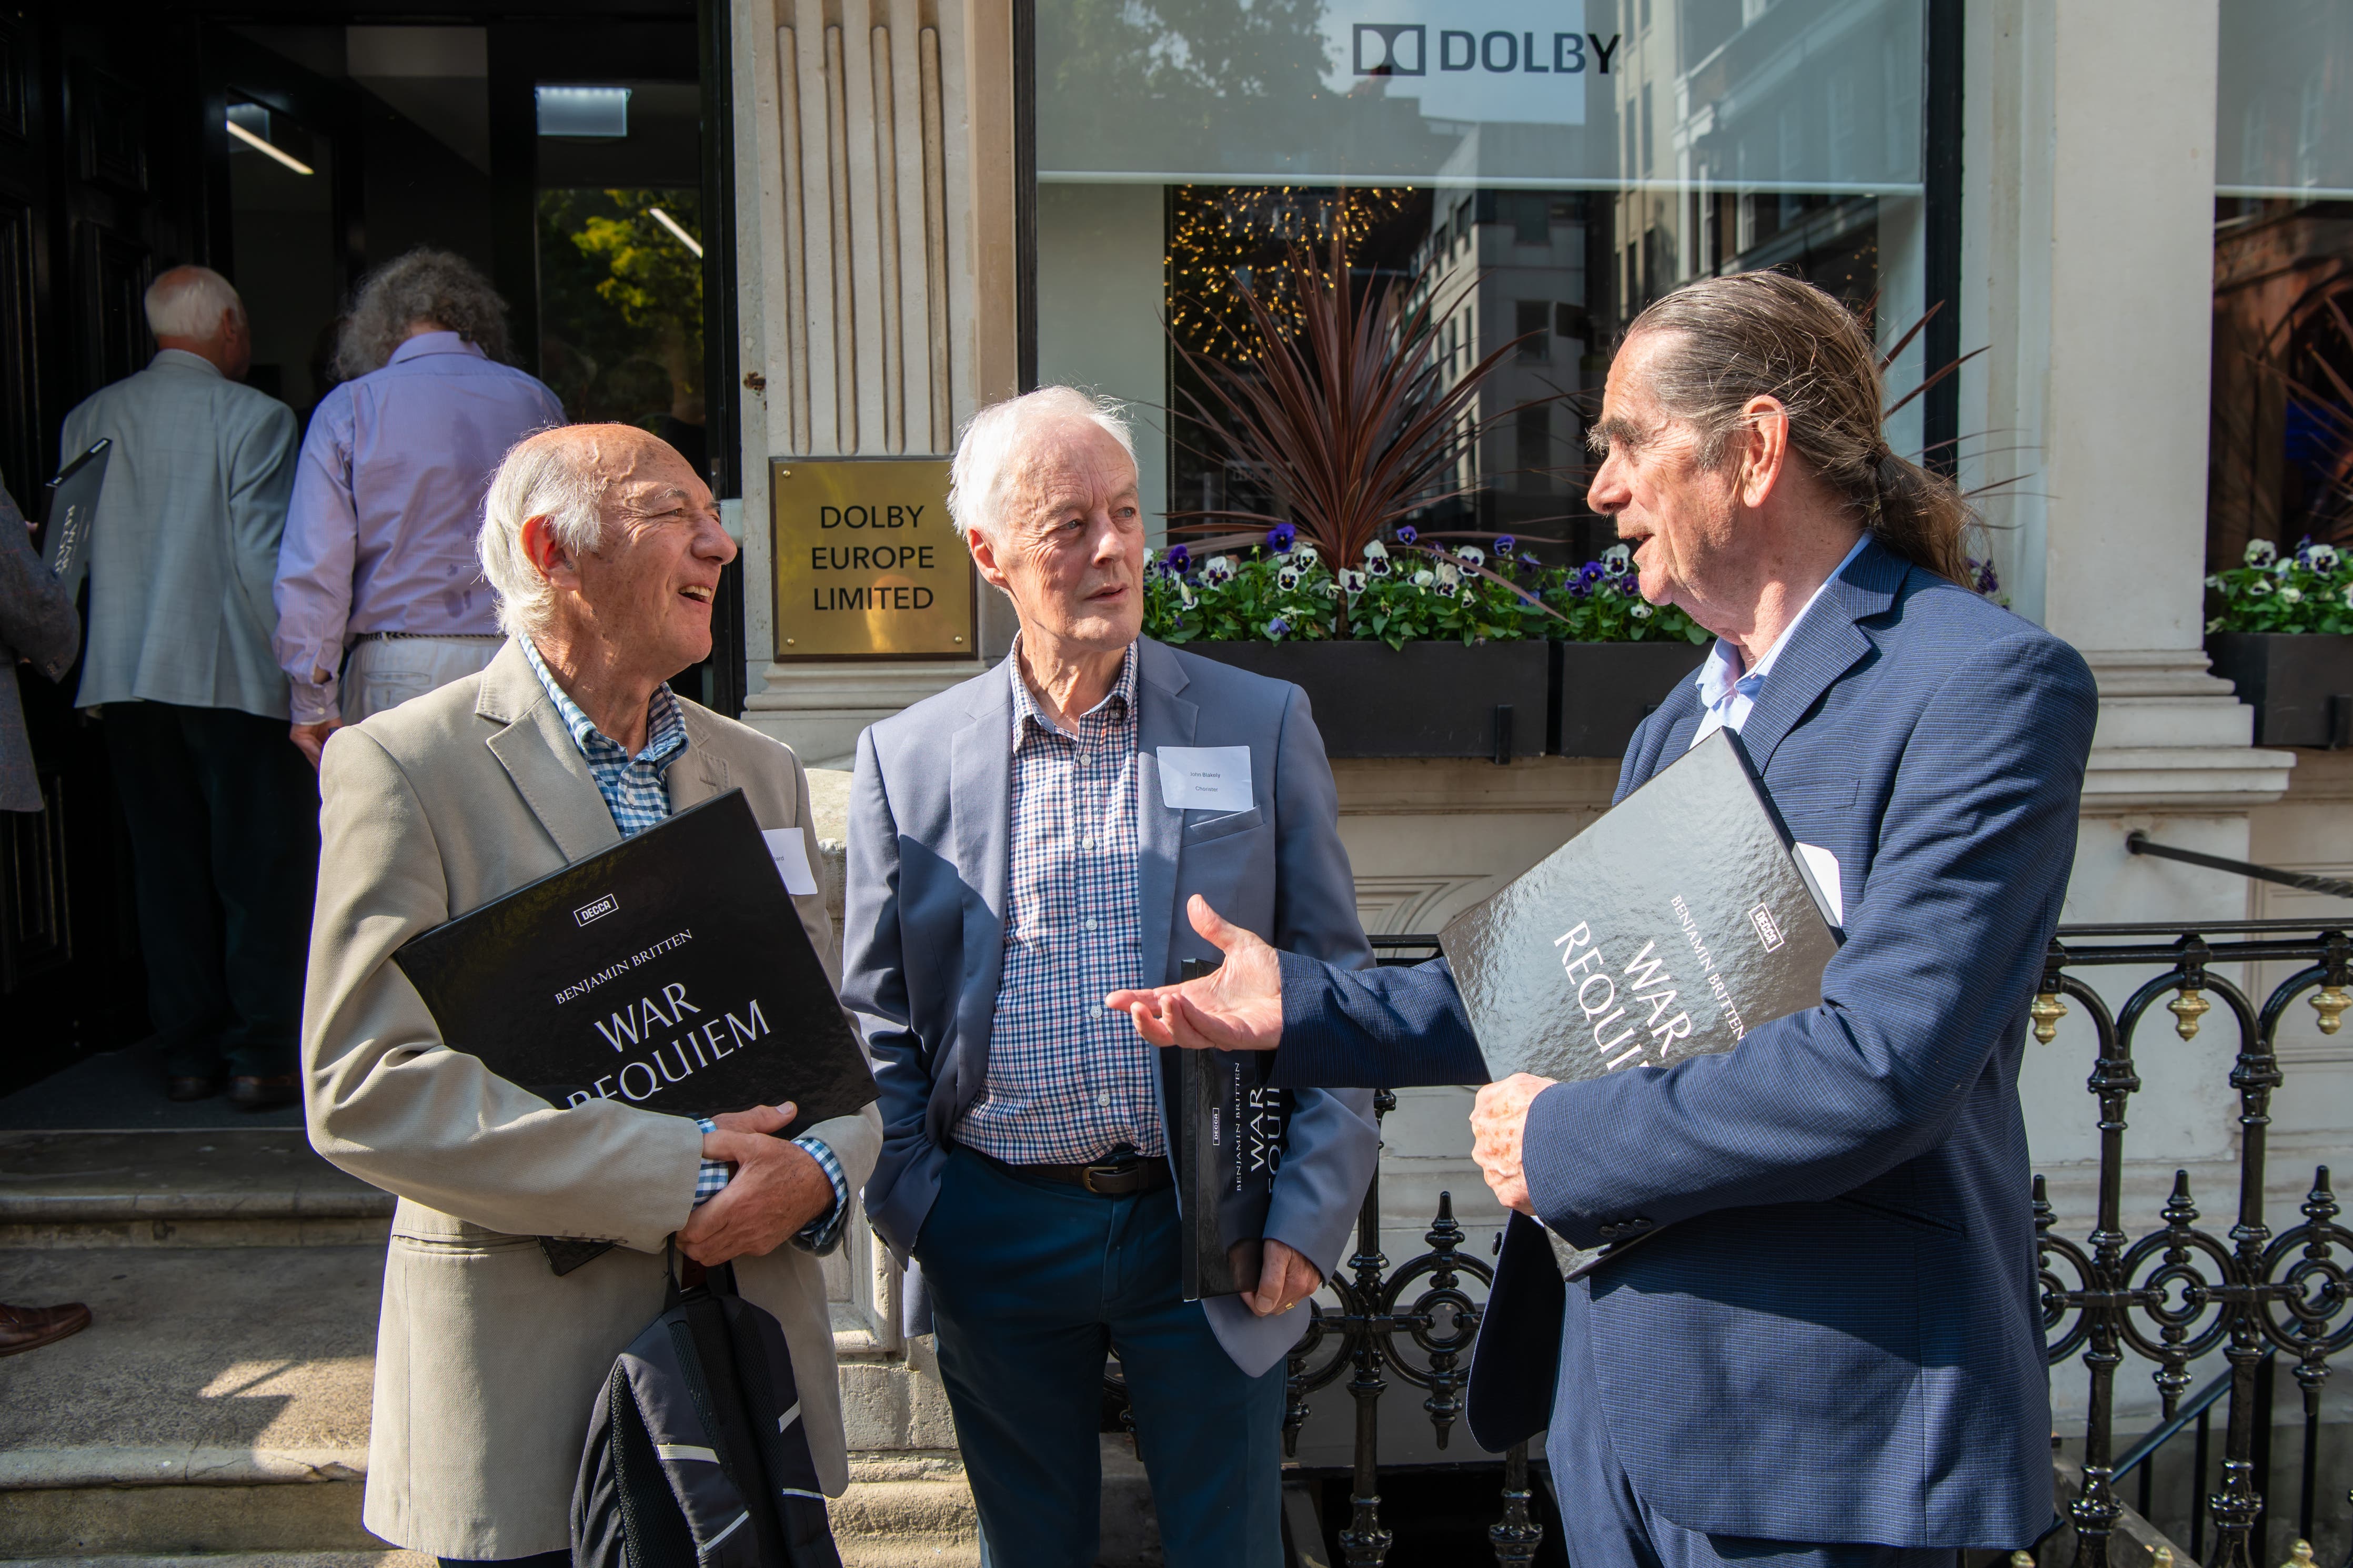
[842,637,1379,1379]
[60,350,298,718]
[0,483,78,812]
[304,639,882,1559]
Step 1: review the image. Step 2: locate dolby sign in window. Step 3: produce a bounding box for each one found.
[770,458,977,660]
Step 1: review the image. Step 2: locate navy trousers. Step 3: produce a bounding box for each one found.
[915,1144,1286,1568]
[1547,1278,1951,1568]
[103,701,317,1079]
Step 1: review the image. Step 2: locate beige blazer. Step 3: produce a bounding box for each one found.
[303,639,882,1560]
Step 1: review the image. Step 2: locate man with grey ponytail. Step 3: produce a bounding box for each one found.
[1112,271,2101,1566]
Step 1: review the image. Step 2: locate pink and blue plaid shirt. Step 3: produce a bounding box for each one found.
[954,640,1166,1164]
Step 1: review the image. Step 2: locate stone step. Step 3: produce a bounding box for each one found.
[0,1130,390,1248]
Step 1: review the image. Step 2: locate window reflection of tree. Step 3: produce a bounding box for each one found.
[537,187,708,474]
[2210,200,2353,566]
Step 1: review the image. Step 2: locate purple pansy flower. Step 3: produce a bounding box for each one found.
[1265,523,1298,552]
[1164,544,1191,573]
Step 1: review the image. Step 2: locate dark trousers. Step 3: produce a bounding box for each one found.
[916,1144,1286,1568]
[1546,1279,1950,1568]
[103,700,317,1079]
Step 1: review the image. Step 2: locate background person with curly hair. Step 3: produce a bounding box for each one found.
[272,247,565,766]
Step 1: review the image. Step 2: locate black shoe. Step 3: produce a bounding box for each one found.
[167,1074,225,1102]
[228,1074,301,1112]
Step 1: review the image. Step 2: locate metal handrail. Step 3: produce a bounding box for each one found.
[2127,832,2353,903]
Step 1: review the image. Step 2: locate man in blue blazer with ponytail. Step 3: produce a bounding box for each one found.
[1111,273,2098,1568]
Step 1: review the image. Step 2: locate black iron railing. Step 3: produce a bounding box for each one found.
[1108,923,2353,1568]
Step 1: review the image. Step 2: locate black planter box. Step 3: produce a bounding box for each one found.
[1552,639,1711,757]
[1178,639,1548,759]
[2206,632,2353,747]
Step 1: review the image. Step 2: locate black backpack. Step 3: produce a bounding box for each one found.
[573,1257,841,1568]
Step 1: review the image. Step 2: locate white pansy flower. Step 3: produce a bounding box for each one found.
[1411,568,1436,588]
[2247,539,2278,567]
[1631,602,1654,619]
[1277,566,1303,591]
[2311,543,2340,572]
[1203,555,1237,584]
[1436,561,1462,588]
[2205,575,2224,589]
[1455,545,1485,567]
[1338,567,1369,593]
[2282,585,2305,604]
[2341,582,2353,609]
[1293,542,1320,565]
[1361,540,1390,560]
[2248,576,2274,597]
[1603,542,1633,571]
[1179,581,1198,609]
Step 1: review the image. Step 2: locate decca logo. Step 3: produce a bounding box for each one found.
[1353,25,1620,79]
[575,893,620,927]
[1749,902,1785,954]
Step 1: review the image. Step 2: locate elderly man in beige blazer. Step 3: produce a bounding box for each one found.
[301,423,881,1565]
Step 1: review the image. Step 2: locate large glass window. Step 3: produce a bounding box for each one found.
[2208,3,2353,568]
[1034,0,1932,558]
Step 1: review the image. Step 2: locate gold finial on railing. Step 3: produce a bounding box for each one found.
[2030,990,2068,1045]
[2167,986,2211,1040]
[2153,1548,2174,1568]
[2009,1552,2035,1568]
[2311,986,2350,1036]
[2280,1541,2315,1568]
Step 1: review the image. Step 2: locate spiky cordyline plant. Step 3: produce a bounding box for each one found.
[1165,228,1561,573]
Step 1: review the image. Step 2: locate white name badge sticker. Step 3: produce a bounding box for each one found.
[762,826,820,897]
[1157,746,1254,812]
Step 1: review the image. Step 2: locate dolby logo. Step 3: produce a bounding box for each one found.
[1352,25,1620,78]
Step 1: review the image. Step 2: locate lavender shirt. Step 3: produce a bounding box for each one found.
[272,332,564,722]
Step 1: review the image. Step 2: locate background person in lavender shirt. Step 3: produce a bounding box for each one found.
[273,248,564,767]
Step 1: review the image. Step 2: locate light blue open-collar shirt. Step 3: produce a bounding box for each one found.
[1687,534,1872,750]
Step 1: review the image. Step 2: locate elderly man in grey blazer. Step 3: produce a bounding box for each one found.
[843,387,1378,1568]
[62,265,314,1108]
[303,423,881,1565]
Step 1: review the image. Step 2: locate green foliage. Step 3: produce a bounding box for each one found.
[2207,537,2353,634]
[1141,536,1711,650]
[536,187,705,431]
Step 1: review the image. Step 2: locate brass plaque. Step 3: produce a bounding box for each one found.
[770,458,976,660]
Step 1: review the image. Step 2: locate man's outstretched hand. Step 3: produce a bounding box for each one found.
[1104,895,1284,1052]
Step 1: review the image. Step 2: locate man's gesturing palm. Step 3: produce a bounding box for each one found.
[1105,895,1284,1051]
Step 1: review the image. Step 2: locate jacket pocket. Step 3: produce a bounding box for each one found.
[1184,805,1264,845]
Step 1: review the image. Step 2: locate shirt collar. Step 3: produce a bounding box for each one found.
[1007,634,1138,746]
[1694,534,1872,709]
[520,634,689,767]
[388,330,488,365]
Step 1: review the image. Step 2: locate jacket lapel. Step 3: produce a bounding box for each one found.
[666,708,732,812]
[1729,540,1903,774]
[949,666,1015,1099]
[477,640,621,864]
[1134,640,1197,987]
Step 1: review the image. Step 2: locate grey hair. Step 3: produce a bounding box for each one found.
[478,428,613,638]
[145,267,243,339]
[946,385,1138,542]
[335,248,511,381]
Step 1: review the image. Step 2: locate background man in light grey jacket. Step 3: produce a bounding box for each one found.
[61,265,315,1110]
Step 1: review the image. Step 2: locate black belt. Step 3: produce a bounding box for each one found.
[976,1147,1172,1197]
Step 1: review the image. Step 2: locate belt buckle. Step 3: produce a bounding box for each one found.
[1081,1158,1138,1196]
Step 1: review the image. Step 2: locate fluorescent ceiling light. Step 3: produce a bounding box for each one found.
[225,117,314,175]
[649,207,703,258]
[537,85,630,138]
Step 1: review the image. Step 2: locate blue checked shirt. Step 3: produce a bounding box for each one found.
[521,635,849,1250]
[954,640,1165,1163]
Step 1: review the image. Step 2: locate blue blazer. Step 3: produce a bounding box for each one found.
[842,638,1380,1378]
[1269,541,2097,1548]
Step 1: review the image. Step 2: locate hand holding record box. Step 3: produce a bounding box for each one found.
[1436,730,1840,1274]
[390,788,877,1133]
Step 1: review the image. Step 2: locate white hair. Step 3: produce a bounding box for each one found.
[946,385,1138,542]
[478,428,611,637]
[144,267,244,339]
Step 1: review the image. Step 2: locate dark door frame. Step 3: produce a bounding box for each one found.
[198,25,368,300]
